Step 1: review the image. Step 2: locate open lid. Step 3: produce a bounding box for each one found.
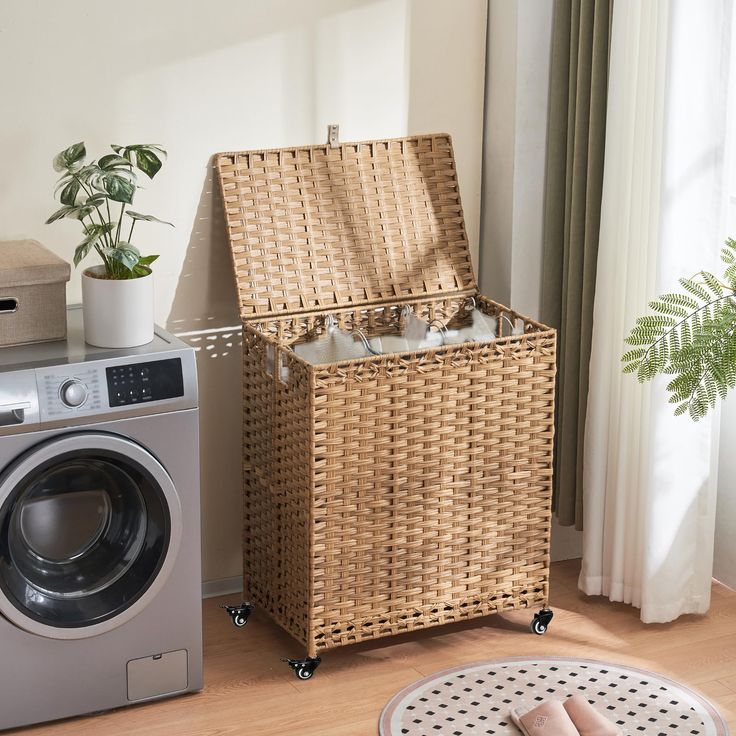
[215,133,477,320]
[0,240,71,289]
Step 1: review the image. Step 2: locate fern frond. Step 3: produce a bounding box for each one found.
[679,276,710,302]
[622,347,646,363]
[660,292,700,309]
[725,264,736,289]
[702,271,724,297]
[648,299,689,318]
[623,248,736,420]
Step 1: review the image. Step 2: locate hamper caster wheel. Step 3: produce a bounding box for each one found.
[531,608,554,635]
[221,602,254,628]
[282,656,321,680]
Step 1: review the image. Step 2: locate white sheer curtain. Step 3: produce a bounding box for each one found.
[580,0,735,622]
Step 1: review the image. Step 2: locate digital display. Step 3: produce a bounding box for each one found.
[106,358,184,407]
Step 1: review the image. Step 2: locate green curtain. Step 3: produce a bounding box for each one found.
[542,0,612,529]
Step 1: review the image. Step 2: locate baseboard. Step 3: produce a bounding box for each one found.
[550,517,583,561]
[201,576,243,599]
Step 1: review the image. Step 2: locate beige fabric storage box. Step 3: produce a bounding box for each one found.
[217,133,557,666]
[0,240,70,347]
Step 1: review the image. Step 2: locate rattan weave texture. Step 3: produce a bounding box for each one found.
[217,134,557,658]
[217,135,476,319]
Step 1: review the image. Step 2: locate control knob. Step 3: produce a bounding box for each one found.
[59,379,88,408]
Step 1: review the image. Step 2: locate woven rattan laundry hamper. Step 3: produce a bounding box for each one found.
[216,133,557,680]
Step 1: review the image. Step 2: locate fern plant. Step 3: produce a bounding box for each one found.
[622,238,736,420]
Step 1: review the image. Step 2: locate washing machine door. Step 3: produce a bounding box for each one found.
[0,432,182,639]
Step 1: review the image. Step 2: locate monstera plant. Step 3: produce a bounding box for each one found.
[622,238,736,420]
[46,142,173,348]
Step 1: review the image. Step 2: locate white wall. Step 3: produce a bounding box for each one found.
[481,0,553,331]
[481,0,582,561]
[480,0,517,306]
[0,0,487,586]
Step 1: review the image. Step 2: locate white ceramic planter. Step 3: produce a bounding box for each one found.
[81,265,154,348]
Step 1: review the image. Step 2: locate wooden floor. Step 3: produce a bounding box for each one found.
[12,560,736,735]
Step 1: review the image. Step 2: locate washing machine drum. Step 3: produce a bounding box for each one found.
[0,433,182,639]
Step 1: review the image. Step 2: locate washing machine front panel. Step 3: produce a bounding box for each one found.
[0,432,182,639]
[0,311,202,730]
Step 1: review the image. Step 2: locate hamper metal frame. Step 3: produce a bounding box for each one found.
[216,134,557,665]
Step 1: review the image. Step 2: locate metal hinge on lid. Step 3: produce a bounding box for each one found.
[327,124,339,148]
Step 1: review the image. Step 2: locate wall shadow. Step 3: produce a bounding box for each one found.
[167,161,244,584]
[168,157,240,334]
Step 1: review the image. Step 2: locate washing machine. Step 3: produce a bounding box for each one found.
[0,307,202,730]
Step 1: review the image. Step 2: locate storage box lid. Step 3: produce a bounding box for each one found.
[216,133,477,320]
[0,240,71,288]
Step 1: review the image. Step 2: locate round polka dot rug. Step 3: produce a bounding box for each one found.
[379,657,729,735]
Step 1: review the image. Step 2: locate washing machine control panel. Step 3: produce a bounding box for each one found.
[39,365,104,418]
[35,355,190,422]
[0,311,197,434]
[106,358,184,407]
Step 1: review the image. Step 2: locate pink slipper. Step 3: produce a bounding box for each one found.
[563,694,622,735]
[510,700,579,735]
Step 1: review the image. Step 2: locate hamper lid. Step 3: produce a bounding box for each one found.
[0,240,71,288]
[215,133,477,320]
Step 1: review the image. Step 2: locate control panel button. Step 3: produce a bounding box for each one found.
[106,359,183,407]
[59,379,88,408]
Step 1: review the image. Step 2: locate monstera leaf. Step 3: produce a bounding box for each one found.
[46,141,172,279]
[53,142,86,173]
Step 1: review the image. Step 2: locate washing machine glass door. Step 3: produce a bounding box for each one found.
[0,432,182,639]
